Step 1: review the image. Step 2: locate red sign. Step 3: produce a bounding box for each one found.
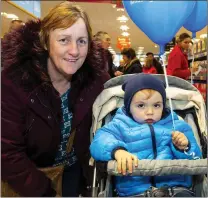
[117,37,131,50]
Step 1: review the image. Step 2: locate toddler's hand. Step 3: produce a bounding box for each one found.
[114,149,138,175]
[172,131,188,150]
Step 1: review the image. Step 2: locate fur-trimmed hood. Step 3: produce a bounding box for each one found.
[2,20,109,91]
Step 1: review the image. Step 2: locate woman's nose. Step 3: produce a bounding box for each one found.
[68,42,79,56]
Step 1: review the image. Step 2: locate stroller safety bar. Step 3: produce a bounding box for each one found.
[107,159,207,176]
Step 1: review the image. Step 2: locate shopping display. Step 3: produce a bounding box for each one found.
[189,41,207,101]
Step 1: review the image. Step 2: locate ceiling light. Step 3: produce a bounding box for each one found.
[112,4,116,8]
[117,15,128,23]
[120,25,129,31]
[154,45,158,48]
[117,8,124,11]
[200,34,207,39]
[121,32,130,37]
[138,47,144,50]
[1,12,19,19]
[192,38,200,43]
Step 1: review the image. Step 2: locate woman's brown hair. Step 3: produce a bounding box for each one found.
[39,1,92,50]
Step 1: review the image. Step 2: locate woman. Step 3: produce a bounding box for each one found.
[114,48,142,77]
[167,33,192,79]
[1,1,110,197]
[93,31,116,78]
[142,57,157,74]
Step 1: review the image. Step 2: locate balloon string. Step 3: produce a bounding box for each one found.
[160,54,176,131]
[190,39,196,85]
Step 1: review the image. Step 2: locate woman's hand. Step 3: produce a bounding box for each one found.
[172,131,189,150]
[114,149,139,175]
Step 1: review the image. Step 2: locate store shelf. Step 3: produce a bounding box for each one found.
[188,51,207,60]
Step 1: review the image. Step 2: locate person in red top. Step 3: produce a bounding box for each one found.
[167,33,191,79]
[167,33,192,79]
[143,57,157,74]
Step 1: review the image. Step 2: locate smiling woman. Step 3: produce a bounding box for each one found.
[47,18,89,93]
[1,1,110,197]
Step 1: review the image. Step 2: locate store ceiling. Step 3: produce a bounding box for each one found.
[1,1,207,55]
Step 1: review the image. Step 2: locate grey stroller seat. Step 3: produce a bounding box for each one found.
[90,74,207,197]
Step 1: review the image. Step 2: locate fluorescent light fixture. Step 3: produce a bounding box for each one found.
[138,47,144,50]
[1,12,19,19]
[154,45,158,48]
[200,34,207,39]
[121,32,130,37]
[117,8,124,11]
[192,38,200,43]
[120,25,129,31]
[117,15,128,23]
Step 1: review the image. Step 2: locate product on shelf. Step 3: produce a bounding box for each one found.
[201,38,207,52]
[191,61,207,80]
[197,40,202,53]
[193,83,207,101]
[193,42,198,54]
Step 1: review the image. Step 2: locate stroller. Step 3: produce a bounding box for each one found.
[90,74,207,197]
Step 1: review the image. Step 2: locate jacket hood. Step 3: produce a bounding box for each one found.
[2,20,46,69]
[2,20,49,89]
[2,20,109,91]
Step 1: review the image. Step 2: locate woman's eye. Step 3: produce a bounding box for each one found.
[137,104,144,108]
[59,38,68,44]
[78,39,87,45]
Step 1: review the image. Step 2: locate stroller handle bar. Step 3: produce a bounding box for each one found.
[107,159,207,176]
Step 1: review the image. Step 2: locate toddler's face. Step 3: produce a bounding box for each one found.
[130,90,163,124]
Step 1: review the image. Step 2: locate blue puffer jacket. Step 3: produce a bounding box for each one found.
[90,107,202,196]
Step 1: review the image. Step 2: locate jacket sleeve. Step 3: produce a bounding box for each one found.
[1,76,56,196]
[128,63,142,74]
[90,120,128,161]
[170,120,202,160]
[168,53,190,79]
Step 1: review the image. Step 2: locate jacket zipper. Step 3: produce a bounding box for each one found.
[148,124,157,187]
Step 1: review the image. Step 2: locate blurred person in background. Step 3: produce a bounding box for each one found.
[143,57,157,74]
[115,48,142,76]
[116,59,126,72]
[8,19,25,32]
[167,33,192,79]
[1,2,110,197]
[146,52,164,74]
[93,31,116,77]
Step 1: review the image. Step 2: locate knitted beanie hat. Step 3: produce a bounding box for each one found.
[122,74,166,115]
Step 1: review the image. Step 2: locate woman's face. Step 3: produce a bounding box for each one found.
[122,55,130,64]
[48,18,89,79]
[101,34,111,49]
[179,37,191,50]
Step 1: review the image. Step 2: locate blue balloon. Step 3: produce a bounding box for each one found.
[122,1,196,55]
[184,1,207,38]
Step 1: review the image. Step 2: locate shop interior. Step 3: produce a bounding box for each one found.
[1,0,207,100]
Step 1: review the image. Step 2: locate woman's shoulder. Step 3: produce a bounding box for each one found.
[1,70,29,105]
[169,45,183,57]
